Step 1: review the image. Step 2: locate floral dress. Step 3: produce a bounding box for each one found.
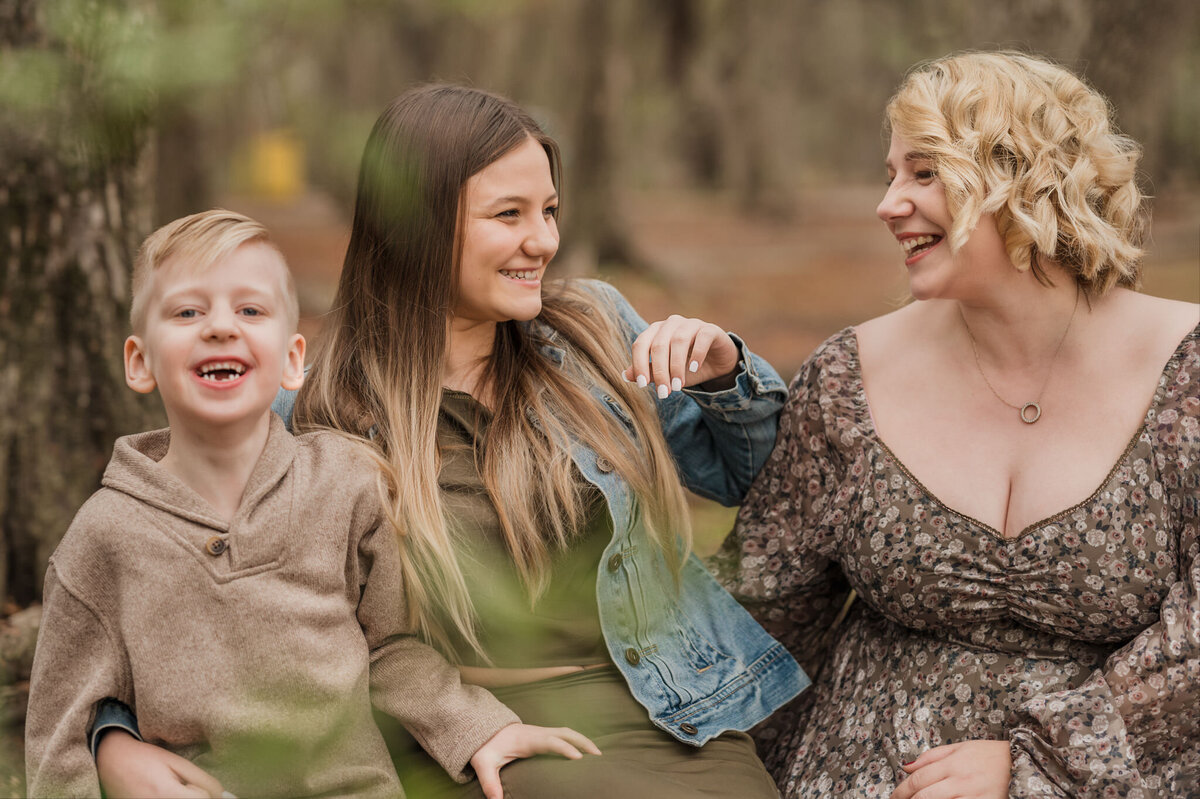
[715,325,1200,798]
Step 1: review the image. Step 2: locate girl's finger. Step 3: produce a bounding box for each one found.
[684,324,719,384]
[667,323,693,392]
[649,318,681,398]
[630,322,662,388]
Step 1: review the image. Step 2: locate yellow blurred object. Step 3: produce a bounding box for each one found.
[246,131,305,202]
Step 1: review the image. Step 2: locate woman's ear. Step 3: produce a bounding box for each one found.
[281,333,306,391]
[124,336,157,394]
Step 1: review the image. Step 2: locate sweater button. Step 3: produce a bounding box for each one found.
[679,723,698,736]
[624,647,641,665]
[205,536,227,556]
[595,456,614,474]
[607,552,623,572]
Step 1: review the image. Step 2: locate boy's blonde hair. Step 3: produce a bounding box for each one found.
[886,50,1147,294]
[130,209,298,332]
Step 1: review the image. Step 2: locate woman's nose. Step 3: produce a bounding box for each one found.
[523,217,559,259]
[876,182,913,223]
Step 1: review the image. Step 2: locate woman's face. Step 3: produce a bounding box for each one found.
[876,131,1009,301]
[454,136,559,325]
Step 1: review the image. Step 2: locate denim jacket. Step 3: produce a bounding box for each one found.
[93,280,807,748]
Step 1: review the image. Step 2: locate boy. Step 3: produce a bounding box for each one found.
[25,210,594,798]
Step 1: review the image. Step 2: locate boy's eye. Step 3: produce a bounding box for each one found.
[240,307,261,317]
[177,309,198,319]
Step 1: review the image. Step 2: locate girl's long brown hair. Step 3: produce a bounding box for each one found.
[295,84,690,660]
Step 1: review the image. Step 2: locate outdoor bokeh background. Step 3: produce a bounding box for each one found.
[1,0,1198,791]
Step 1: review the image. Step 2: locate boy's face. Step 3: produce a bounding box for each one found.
[124,242,305,430]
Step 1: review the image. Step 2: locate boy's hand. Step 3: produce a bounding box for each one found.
[97,730,225,798]
[469,722,600,799]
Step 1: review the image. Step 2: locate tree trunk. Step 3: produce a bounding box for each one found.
[0,0,162,605]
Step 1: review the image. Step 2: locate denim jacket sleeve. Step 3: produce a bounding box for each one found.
[583,279,787,505]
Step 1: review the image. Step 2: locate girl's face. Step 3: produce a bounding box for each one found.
[454,136,560,326]
[876,131,1010,302]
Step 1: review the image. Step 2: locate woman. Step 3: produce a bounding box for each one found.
[719,51,1198,798]
[92,85,803,797]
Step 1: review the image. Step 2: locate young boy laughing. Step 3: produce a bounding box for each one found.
[25,210,595,798]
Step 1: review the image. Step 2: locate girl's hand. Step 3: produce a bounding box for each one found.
[96,731,225,798]
[469,722,600,799]
[890,740,1010,799]
[625,315,739,398]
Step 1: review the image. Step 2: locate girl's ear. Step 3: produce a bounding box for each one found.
[280,333,306,391]
[124,336,158,394]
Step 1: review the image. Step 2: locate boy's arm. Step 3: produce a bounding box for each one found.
[355,524,520,783]
[26,562,129,798]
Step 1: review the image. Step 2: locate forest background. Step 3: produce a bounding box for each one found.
[1,0,1198,790]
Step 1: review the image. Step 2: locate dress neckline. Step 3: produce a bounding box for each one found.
[845,323,1199,542]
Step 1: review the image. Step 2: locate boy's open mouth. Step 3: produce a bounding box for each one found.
[196,361,247,382]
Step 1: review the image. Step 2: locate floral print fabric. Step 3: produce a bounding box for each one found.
[715,325,1200,798]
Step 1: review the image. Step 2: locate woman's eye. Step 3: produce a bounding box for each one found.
[544,205,558,218]
[915,170,936,182]
[497,209,519,219]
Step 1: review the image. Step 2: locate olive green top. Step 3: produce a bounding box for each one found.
[438,390,613,668]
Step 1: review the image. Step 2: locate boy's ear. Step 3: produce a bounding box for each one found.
[280,333,306,391]
[124,336,157,394]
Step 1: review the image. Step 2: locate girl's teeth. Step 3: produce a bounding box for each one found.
[499,269,536,280]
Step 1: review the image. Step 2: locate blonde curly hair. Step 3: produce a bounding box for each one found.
[885,50,1147,294]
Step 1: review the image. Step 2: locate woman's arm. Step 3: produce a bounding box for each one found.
[585,279,788,505]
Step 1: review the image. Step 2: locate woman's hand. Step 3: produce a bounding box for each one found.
[96,731,225,798]
[890,740,1010,799]
[469,722,600,799]
[626,315,739,398]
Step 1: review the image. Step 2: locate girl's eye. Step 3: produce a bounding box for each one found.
[544,205,558,218]
[497,209,519,219]
[885,176,895,187]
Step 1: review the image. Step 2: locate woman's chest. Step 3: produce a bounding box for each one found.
[828,444,1182,644]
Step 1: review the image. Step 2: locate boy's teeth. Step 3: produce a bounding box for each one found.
[197,361,246,381]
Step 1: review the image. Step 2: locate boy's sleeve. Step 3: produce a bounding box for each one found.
[25,561,129,799]
[355,522,519,783]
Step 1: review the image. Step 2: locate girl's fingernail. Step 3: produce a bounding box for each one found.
[636,375,648,388]
[689,360,699,373]
[657,384,669,399]
[671,377,682,392]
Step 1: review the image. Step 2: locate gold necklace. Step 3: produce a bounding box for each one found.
[959,286,1080,424]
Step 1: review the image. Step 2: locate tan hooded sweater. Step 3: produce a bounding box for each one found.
[25,414,518,798]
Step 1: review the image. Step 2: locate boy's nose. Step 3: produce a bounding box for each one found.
[203,307,239,339]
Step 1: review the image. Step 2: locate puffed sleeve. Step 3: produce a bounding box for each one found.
[710,337,858,769]
[26,562,131,799]
[353,519,519,783]
[1007,338,1200,798]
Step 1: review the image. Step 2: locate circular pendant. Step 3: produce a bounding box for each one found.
[1020,402,1042,424]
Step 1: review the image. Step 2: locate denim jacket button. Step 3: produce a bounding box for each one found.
[679,723,699,736]
[205,536,227,556]
[607,552,623,572]
[624,647,641,665]
[595,455,614,474]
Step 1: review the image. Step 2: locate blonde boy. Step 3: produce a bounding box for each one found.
[25,210,592,798]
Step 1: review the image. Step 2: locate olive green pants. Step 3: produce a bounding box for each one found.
[386,666,779,798]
